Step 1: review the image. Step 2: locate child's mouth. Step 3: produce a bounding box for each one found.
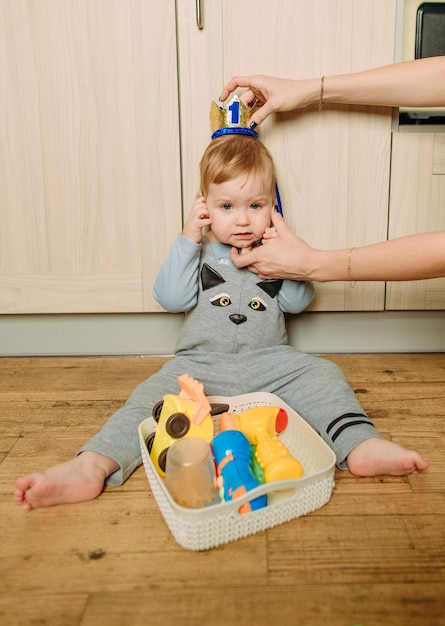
[233,233,253,240]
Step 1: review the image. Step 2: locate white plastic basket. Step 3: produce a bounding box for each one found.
[138,392,336,551]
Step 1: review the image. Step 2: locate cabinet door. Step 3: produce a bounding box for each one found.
[178,0,397,310]
[0,0,181,313]
[386,133,445,309]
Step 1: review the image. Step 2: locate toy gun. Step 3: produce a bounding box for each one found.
[220,405,303,482]
[211,430,267,514]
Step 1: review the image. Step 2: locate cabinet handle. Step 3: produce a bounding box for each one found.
[196,0,203,29]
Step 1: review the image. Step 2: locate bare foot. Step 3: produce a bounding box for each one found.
[346,437,429,477]
[14,452,119,510]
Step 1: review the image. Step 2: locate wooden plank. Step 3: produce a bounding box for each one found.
[0,594,88,626]
[267,513,445,585]
[0,356,170,400]
[2,491,267,593]
[80,584,445,626]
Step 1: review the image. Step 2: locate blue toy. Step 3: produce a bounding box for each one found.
[211,430,267,514]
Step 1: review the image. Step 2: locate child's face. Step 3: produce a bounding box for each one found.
[205,172,274,248]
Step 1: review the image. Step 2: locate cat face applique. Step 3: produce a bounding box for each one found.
[201,262,283,326]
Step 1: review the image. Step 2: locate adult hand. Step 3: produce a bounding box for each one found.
[229,210,314,281]
[219,74,316,128]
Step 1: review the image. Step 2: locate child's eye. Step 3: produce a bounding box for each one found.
[222,204,232,211]
[250,203,261,209]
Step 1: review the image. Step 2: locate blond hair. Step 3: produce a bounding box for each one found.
[200,135,276,197]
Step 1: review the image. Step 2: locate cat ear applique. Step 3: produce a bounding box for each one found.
[256,279,283,299]
[201,263,226,291]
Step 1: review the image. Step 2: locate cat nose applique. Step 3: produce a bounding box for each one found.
[229,314,247,325]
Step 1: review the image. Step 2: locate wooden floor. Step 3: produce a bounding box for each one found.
[1,354,444,626]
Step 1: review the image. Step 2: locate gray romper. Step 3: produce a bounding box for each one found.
[80,235,381,485]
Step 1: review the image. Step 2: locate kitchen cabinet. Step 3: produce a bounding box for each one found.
[386,132,445,309]
[177,0,398,311]
[0,0,181,313]
[5,0,429,316]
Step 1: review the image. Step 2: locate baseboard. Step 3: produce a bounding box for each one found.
[1,311,444,356]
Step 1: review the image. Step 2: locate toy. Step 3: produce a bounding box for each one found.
[219,406,304,482]
[149,374,228,476]
[149,374,302,502]
[164,437,219,509]
[211,429,267,514]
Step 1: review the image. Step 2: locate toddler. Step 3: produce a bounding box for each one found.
[15,134,428,509]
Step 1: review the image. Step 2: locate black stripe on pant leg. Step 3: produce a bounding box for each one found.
[326,413,370,434]
[331,419,375,442]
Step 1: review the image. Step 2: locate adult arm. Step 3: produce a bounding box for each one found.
[230,212,445,282]
[316,233,445,282]
[220,57,445,127]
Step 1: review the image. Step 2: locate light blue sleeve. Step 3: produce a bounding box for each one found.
[277,279,315,314]
[152,235,202,312]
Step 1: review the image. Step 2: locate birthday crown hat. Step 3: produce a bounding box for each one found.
[210,95,258,140]
[209,95,284,216]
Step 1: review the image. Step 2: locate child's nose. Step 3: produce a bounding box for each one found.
[236,209,249,225]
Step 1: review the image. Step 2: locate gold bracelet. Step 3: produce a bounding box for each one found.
[318,75,325,112]
[347,247,357,288]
